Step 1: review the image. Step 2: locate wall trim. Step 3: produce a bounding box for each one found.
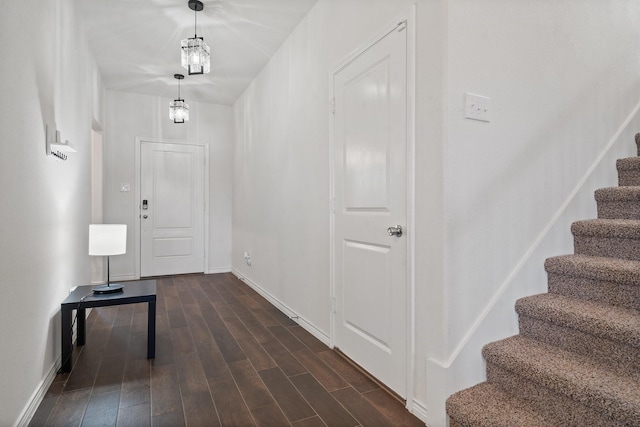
[411,398,429,425]
[231,270,330,347]
[16,356,60,427]
[429,98,640,370]
[208,267,231,274]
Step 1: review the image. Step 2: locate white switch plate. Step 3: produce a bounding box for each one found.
[120,183,130,192]
[465,93,491,122]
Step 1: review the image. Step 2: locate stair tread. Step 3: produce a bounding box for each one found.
[516,293,640,348]
[545,254,640,286]
[446,382,556,427]
[483,336,640,424]
[616,157,640,170]
[595,186,640,201]
[571,218,640,238]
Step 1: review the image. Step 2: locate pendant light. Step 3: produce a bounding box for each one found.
[169,74,189,123]
[181,0,210,75]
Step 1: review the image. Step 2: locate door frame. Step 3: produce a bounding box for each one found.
[329,6,416,408]
[91,125,104,285]
[134,137,210,279]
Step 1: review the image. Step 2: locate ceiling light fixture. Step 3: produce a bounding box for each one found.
[169,74,189,123]
[181,0,210,75]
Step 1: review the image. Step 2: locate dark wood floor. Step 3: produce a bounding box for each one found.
[30,273,425,427]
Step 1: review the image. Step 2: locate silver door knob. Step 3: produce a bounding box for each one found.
[143,215,148,219]
[387,225,403,237]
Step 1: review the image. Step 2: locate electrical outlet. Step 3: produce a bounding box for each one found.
[465,93,491,122]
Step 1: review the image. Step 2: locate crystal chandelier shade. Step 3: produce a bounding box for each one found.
[170,99,189,123]
[181,37,210,75]
[169,74,189,123]
[181,0,210,75]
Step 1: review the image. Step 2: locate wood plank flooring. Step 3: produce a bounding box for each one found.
[30,273,425,427]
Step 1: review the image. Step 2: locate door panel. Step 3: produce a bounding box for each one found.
[140,142,205,277]
[343,240,392,352]
[152,237,193,258]
[333,24,407,397]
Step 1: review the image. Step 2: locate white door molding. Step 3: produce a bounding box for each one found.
[329,5,416,408]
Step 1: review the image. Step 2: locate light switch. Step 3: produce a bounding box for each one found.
[465,93,491,122]
[120,183,130,192]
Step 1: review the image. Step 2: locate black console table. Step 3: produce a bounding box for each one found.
[60,280,156,373]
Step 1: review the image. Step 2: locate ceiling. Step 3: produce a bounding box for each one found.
[76,0,318,106]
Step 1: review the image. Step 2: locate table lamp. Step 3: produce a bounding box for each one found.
[89,224,127,294]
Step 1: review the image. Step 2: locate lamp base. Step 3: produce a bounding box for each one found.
[93,283,124,294]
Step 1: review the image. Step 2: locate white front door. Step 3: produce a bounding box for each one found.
[140,141,205,277]
[333,23,408,397]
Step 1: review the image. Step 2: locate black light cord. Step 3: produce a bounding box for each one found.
[194,5,198,38]
[56,292,94,375]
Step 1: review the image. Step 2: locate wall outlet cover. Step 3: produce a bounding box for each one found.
[465,93,491,122]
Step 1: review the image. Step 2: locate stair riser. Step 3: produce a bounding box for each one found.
[617,170,640,186]
[518,316,640,377]
[548,273,640,311]
[486,363,625,427]
[574,236,640,261]
[597,201,640,219]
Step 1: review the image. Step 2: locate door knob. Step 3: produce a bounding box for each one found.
[387,225,403,237]
[143,215,148,219]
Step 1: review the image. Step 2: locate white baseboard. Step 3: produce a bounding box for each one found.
[231,269,330,347]
[208,267,232,274]
[16,356,60,427]
[411,399,429,426]
[17,306,94,427]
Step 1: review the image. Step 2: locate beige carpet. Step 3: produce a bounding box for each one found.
[446,134,640,426]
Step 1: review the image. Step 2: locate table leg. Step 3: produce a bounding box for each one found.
[147,300,156,359]
[77,307,86,346]
[61,307,72,373]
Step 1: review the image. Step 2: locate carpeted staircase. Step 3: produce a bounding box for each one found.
[445,135,640,426]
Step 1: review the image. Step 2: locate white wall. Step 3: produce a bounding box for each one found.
[428,1,640,426]
[0,0,104,424]
[444,0,640,356]
[103,91,233,276]
[233,0,640,426]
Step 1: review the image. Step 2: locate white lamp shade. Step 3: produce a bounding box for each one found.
[89,224,127,256]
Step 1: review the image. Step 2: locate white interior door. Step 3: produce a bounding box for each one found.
[333,23,408,397]
[140,141,205,277]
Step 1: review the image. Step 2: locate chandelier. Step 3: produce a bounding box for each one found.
[169,74,189,123]
[181,0,210,75]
